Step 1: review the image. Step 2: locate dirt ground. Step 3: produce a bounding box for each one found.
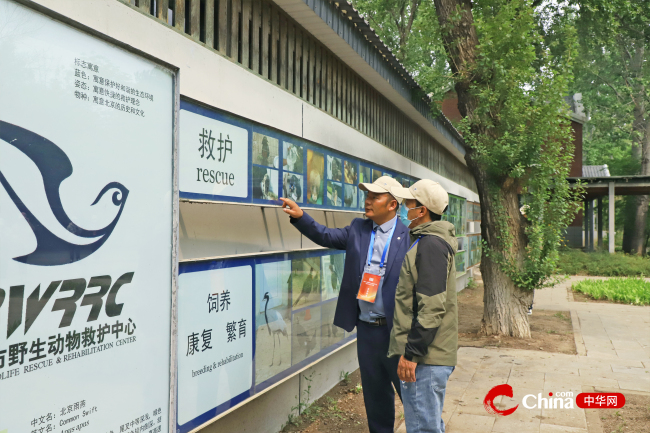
[280,277,577,432]
[281,369,402,433]
[458,278,577,355]
[598,392,650,433]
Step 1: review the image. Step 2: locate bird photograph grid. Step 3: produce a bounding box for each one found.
[255,254,345,385]
[322,253,344,301]
[255,260,292,384]
[306,149,324,205]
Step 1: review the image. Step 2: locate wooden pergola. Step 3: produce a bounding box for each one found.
[568,175,650,253]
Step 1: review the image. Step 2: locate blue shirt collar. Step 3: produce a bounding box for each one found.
[372,214,398,233]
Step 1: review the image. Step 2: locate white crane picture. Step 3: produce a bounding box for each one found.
[263,292,289,366]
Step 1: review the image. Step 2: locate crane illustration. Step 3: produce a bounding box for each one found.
[263,292,289,366]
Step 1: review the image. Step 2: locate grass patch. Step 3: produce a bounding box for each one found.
[572,278,650,306]
[557,249,650,277]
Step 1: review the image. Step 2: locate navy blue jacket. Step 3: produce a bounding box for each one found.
[291,212,410,332]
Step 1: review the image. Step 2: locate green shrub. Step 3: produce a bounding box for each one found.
[572,278,650,305]
[556,249,650,277]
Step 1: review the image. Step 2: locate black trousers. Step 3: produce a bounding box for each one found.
[357,320,402,433]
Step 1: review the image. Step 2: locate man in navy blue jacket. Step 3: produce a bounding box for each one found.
[280,176,409,433]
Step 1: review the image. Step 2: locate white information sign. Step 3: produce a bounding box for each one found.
[177,266,253,426]
[0,1,173,432]
[179,109,249,198]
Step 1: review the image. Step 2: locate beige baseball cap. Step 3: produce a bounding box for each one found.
[390,179,448,215]
[359,176,403,203]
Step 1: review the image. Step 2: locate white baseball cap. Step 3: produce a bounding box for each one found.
[359,176,403,203]
[390,179,448,215]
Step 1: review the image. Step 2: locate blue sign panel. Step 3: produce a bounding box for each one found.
[177,249,355,433]
[179,100,418,210]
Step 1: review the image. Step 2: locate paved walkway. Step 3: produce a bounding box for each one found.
[395,276,650,433]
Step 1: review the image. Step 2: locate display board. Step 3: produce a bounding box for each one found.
[468,235,482,268]
[176,249,354,433]
[0,1,174,432]
[179,101,417,210]
[443,195,467,237]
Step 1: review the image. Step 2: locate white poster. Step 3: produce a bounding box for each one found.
[177,266,253,426]
[0,1,173,432]
[180,109,249,198]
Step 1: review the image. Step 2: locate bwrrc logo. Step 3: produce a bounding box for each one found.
[0,120,128,266]
[0,120,137,380]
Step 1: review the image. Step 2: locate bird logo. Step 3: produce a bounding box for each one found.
[0,120,129,266]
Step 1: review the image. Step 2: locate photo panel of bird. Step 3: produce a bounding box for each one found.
[282,172,303,203]
[327,155,343,182]
[252,166,279,200]
[327,181,343,207]
[320,301,344,350]
[359,188,367,209]
[343,160,358,185]
[306,149,324,205]
[252,132,279,168]
[291,306,321,365]
[383,172,393,177]
[359,165,371,184]
[291,257,322,308]
[343,184,358,209]
[372,169,382,182]
[359,165,372,183]
[255,260,292,384]
[283,141,303,173]
[321,253,344,300]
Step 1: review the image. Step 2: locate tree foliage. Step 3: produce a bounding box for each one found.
[350,0,452,100]
[570,0,650,254]
[356,0,583,336]
[450,0,580,291]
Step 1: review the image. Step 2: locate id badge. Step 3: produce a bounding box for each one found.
[357,272,382,303]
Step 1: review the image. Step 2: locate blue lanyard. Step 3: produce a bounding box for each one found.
[366,220,397,269]
[409,237,421,252]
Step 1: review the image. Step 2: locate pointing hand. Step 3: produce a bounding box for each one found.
[280,197,304,219]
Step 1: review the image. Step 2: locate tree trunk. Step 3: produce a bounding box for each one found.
[622,42,648,255]
[477,184,534,337]
[432,0,534,337]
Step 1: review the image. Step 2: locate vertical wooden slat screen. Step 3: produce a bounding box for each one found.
[189,0,200,38]
[287,24,295,93]
[271,8,279,84]
[279,16,287,88]
[261,2,270,79]
[327,54,333,115]
[301,32,308,100]
[139,0,151,13]
[241,0,251,67]
[342,67,347,124]
[354,76,358,129]
[218,0,228,53]
[251,0,261,73]
[296,30,303,98]
[156,0,168,22]
[205,0,216,48]
[174,0,185,31]
[308,39,314,105]
[334,59,340,119]
[119,0,476,191]
[231,0,241,62]
[314,44,321,108]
